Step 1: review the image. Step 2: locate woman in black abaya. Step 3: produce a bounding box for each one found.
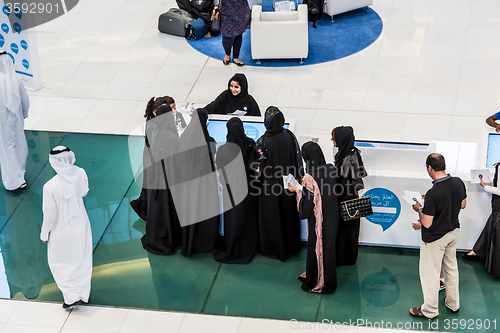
[215,117,258,263]
[288,142,339,293]
[131,95,178,221]
[332,126,366,266]
[254,106,303,261]
[463,162,500,278]
[177,109,220,257]
[141,104,182,254]
[204,73,260,116]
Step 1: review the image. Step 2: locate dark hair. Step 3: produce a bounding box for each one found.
[144,96,175,120]
[426,153,446,172]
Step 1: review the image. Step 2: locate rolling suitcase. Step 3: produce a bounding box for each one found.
[158,8,194,37]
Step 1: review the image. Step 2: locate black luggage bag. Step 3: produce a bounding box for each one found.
[158,8,194,37]
[176,0,213,27]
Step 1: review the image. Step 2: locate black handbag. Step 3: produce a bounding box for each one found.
[211,6,220,35]
[189,0,213,13]
[340,196,373,221]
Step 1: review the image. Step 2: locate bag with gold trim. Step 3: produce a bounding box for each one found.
[340,196,373,221]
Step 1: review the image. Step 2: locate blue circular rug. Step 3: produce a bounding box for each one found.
[187,7,383,67]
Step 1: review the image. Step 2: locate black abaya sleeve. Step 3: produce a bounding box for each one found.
[204,91,226,114]
[299,188,315,220]
[245,95,261,116]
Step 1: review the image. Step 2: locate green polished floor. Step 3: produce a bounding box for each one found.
[0,131,499,332]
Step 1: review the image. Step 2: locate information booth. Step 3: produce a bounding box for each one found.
[129,112,495,250]
[357,139,490,250]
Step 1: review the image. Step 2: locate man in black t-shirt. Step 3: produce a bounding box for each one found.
[409,153,467,319]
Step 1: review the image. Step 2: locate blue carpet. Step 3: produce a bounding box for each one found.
[186,7,383,67]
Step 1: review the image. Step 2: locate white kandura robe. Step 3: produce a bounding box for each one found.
[0,79,29,190]
[41,171,92,305]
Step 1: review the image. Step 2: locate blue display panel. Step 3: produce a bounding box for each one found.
[207,119,290,143]
[355,140,428,150]
[487,133,500,168]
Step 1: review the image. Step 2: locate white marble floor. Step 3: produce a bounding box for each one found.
[25,0,500,153]
[0,299,433,333]
[7,0,499,331]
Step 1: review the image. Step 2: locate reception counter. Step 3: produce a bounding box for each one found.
[357,140,490,251]
[139,113,491,251]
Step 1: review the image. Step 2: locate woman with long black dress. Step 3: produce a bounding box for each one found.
[331,126,367,266]
[215,117,258,263]
[131,95,178,221]
[463,162,500,277]
[254,106,303,261]
[204,73,260,116]
[141,104,182,255]
[177,109,220,257]
[288,142,339,293]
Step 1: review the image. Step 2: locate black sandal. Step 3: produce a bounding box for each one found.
[462,253,483,262]
[223,59,230,65]
[232,59,245,67]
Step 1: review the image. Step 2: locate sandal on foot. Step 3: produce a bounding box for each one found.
[223,59,230,65]
[232,59,245,67]
[462,252,483,262]
[409,307,426,317]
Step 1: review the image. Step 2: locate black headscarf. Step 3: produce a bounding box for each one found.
[302,141,326,174]
[257,106,303,179]
[227,117,252,146]
[191,108,214,143]
[154,104,178,137]
[263,106,285,136]
[204,73,261,116]
[227,73,249,111]
[226,117,256,169]
[155,104,171,116]
[144,106,179,191]
[333,126,356,167]
[177,108,216,181]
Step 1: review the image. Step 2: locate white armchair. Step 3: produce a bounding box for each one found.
[250,4,309,64]
[247,0,262,10]
[323,0,373,22]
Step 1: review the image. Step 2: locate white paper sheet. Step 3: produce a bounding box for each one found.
[229,110,247,116]
[471,169,492,184]
[283,173,303,191]
[403,190,423,205]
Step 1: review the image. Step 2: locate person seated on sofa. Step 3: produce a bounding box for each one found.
[204,73,261,116]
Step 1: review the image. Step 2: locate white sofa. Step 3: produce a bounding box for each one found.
[247,0,262,9]
[323,0,373,21]
[250,4,309,63]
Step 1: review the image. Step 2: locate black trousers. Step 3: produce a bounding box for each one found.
[222,34,243,58]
